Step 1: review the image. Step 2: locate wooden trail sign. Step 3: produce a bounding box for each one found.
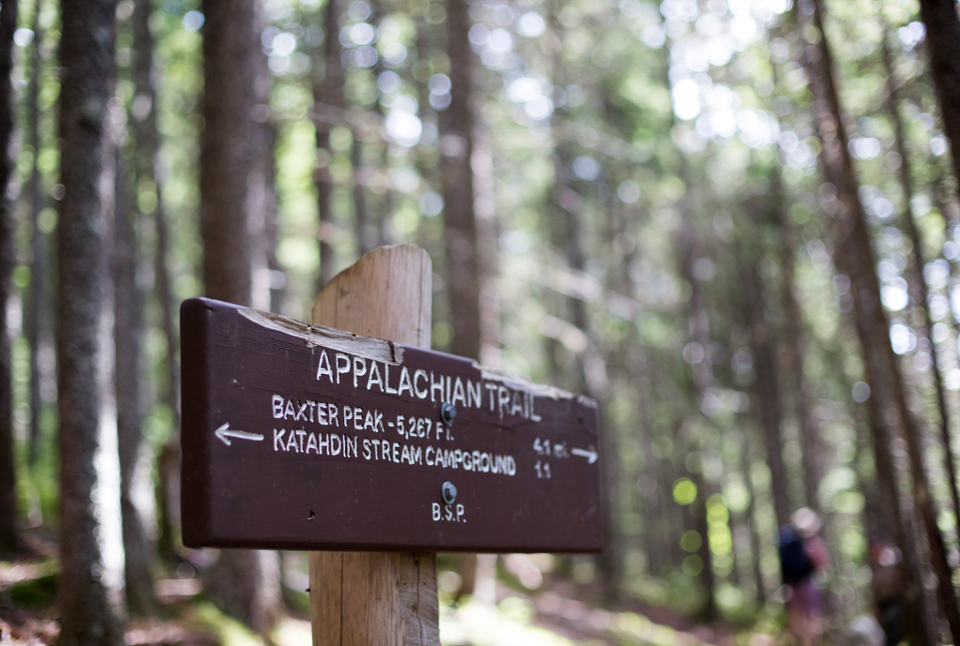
[181,299,602,552]
[181,296,602,553]
[181,296,602,555]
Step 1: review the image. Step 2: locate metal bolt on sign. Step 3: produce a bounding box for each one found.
[440,402,457,425]
[442,481,457,505]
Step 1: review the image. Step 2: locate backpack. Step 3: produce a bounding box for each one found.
[779,526,815,584]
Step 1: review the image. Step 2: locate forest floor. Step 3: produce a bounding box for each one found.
[0,531,776,646]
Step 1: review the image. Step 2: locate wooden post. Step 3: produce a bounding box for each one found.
[308,244,440,646]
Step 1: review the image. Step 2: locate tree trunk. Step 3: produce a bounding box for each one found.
[264,121,283,312]
[799,0,960,640]
[775,186,821,514]
[917,0,960,206]
[313,0,344,290]
[57,0,125,641]
[114,146,155,614]
[352,132,372,255]
[0,0,20,555]
[741,436,767,606]
[200,0,271,313]
[677,218,716,620]
[200,0,280,631]
[440,0,493,599]
[743,246,790,529]
[131,0,181,562]
[441,0,481,362]
[472,118,499,368]
[25,0,46,470]
[882,27,960,528]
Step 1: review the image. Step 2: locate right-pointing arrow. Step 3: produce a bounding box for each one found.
[571,446,598,464]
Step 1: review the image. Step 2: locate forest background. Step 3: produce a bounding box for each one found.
[2,0,960,643]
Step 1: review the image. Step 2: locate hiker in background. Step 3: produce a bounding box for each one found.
[780,507,831,646]
[868,533,905,646]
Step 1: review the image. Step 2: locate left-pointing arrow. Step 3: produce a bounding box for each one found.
[215,422,265,446]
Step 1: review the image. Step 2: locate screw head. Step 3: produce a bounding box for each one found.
[442,481,457,505]
[440,402,457,425]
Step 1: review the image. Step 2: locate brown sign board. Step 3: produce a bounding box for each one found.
[180,297,602,553]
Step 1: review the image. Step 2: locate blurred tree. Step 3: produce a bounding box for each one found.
[917,0,960,203]
[881,26,960,528]
[773,170,822,514]
[441,0,482,362]
[0,0,18,556]
[130,0,182,563]
[678,213,716,619]
[313,0,344,289]
[24,0,46,471]
[741,207,789,529]
[800,0,960,640]
[114,107,155,614]
[57,0,125,642]
[440,0,487,598]
[200,0,280,631]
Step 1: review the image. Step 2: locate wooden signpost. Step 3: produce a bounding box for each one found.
[181,245,601,645]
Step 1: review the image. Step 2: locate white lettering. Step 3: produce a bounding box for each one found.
[397,367,413,397]
[431,371,444,403]
[367,361,384,391]
[498,386,510,417]
[328,404,339,427]
[467,380,481,408]
[353,356,367,388]
[316,350,333,382]
[272,395,284,418]
[485,382,498,410]
[511,391,523,416]
[335,353,351,385]
[452,377,466,408]
[414,369,429,399]
[384,363,399,394]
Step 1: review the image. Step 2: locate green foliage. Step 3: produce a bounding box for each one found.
[9,572,57,608]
